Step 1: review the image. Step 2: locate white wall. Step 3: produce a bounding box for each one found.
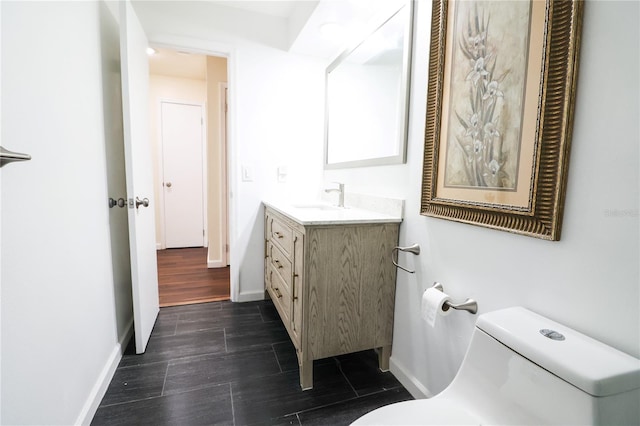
[133,1,326,301]
[1,1,131,424]
[232,43,326,300]
[325,0,640,397]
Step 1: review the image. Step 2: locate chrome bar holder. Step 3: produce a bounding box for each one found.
[392,243,420,273]
[432,282,478,314]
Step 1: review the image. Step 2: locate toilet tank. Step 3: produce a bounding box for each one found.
[443,307,640,425]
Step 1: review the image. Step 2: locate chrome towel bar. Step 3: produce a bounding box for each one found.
[392,243,420,273]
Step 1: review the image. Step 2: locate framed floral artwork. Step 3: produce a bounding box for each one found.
[421,0,583,240]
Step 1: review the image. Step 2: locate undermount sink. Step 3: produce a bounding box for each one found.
[262,195,403,226]
[290,203,343,211]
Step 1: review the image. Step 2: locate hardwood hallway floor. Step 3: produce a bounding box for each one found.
[158,248,230,307]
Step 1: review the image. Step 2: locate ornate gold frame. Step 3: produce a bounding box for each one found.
[421,0,583,240]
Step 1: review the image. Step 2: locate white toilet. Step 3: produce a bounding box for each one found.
[353,307,640,425]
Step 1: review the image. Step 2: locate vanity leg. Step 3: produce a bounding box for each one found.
[299,359,313,390]
[378,345,392,372]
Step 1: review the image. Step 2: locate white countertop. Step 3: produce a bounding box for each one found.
[263,200,403,226]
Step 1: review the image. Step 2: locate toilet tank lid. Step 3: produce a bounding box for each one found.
[476,307,640,397]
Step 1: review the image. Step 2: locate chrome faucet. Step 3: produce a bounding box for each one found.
[325,182,345,208]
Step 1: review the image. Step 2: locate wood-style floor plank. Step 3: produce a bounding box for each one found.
[157,248,230,307]
[93,300,413,425]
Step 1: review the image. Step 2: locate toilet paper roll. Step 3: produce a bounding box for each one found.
[421,288,452,327]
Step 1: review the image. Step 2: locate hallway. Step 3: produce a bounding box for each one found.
[91,300,412,425]
[158,248,230,307]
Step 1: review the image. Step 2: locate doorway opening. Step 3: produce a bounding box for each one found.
[148,47,230,306]
[157,248,230,306]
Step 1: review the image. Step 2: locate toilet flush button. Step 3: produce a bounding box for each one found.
[540,329,565,341]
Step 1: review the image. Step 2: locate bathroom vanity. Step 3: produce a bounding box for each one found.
[263,200,401,390]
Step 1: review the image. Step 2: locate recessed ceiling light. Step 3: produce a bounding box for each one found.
[146,47,157,56]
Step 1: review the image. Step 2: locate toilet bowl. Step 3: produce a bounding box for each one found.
[353,307,640,425]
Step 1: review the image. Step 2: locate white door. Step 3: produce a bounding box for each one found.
[120,0,159,354]
[161,102,205,248]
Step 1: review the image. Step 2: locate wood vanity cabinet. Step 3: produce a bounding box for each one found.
[264,206,400,390]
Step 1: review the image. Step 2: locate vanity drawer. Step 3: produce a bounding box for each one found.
[269,215,294,257]
[269,242,292,289]
[267,264,291,325]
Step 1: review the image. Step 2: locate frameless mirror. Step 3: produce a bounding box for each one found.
[324,1,414,169]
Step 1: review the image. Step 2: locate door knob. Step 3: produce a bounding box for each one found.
[165,182,172,188]
[135,197,150,209]
[0,146,31,168]
[108,198,127,208]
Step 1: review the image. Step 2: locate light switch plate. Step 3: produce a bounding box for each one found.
[242,165,253,182]
[277,165,288,183]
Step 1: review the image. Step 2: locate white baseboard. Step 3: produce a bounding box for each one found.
[207,260,226,268]
[75,320,134,425]
[389,356,432,400]
[206,245,226,268]
[236,290,266,302]
[156,242,162,250]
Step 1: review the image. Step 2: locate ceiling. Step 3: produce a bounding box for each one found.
[206,0,301,18]
[148,48,208,80]
[145,0,407,79]
[289,0,405,59]
[192,0,393,59]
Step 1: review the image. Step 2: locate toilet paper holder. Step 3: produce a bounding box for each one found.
[392,243,420,273]
[432,282,478,314]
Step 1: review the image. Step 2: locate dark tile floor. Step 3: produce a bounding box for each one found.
[92,299,413,426]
